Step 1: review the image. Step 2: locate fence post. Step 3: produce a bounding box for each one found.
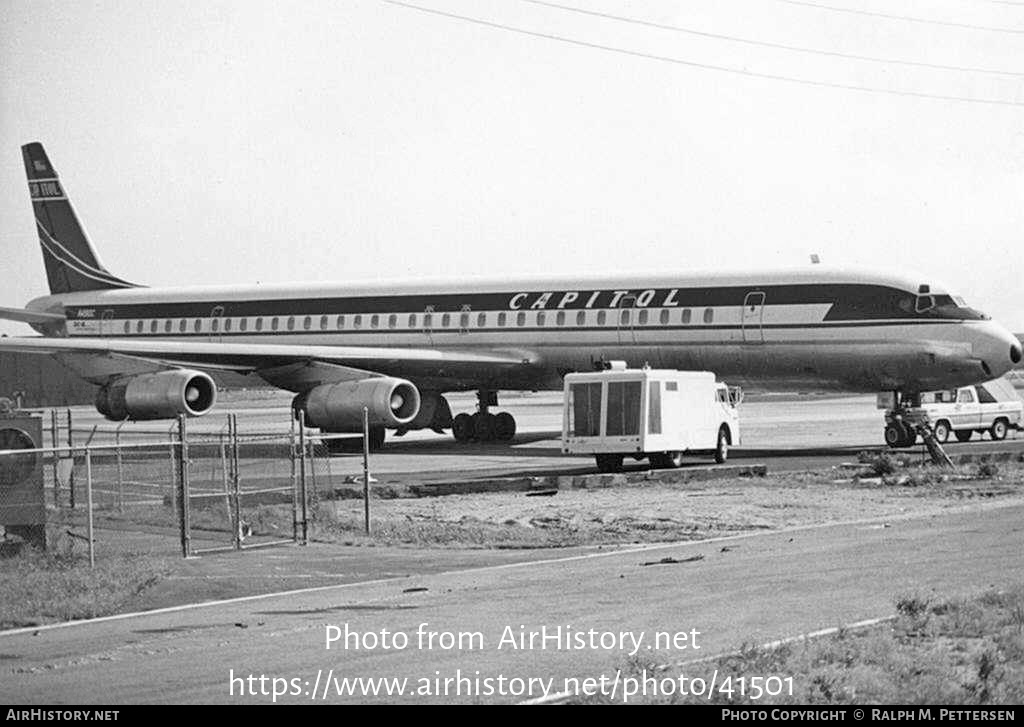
[85,449,95,569]
[298,410,309,545]
[290,413,298,543]
[50,409,60,507]
[168,428,177,511]
[363,407,370,536]
[115,422,124,513]
[231,414,242,550]
[67,408,75,510]
[177,415,191,558]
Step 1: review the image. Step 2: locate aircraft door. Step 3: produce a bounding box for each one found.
[617,294,638,346]
[741,291,765,343]
[210,306,224,342]
[100,309,115,336]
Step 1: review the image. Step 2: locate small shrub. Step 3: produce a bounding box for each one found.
[976,463,1000,479]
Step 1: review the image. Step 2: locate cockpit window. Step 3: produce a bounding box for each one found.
[915,294,935,313]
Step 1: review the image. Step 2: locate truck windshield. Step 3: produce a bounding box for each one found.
[607,381,642,436]
[570,382,602,437]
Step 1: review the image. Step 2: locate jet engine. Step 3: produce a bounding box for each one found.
[294,378,420,431]
[95,370,217,421]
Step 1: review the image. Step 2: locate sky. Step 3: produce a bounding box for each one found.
[1,0,1022,334]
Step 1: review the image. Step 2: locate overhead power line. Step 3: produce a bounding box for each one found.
[776,0,1024,34]
[383,1,1024,107]
[522,0,1023,77]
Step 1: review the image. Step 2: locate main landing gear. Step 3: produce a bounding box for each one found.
[452,390,518,443]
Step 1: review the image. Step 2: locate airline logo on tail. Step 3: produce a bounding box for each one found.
[29,179,66,201]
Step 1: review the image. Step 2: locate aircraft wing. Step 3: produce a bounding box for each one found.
[0,336,541,389]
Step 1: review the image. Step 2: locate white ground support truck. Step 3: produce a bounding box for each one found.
[561,366,741,473]
[881,376,1023,447]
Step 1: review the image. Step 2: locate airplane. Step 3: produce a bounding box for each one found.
[1,142,1020,451]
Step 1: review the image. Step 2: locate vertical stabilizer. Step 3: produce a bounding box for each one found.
[22,142,137,294]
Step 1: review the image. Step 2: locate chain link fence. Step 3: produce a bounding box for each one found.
[0,409,352,563]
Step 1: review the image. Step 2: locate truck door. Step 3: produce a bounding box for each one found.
[741,291,765,343]
[953,387,981,430]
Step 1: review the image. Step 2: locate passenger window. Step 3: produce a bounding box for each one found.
[682,309,691,324]
[638,310,648,325]
[497,312,507,327]
[537,311,546,326]
[620,310,630,325]
[422,314,431,328]
[958,389,974,404]
[659,309,669,325]
[353,315,362,329]
[179,320,187,333]
[576,311,586,326]
[255,318,263,332]
[320,315,328,330]
[975,386,997,404]
[195,319,203,332]
[477,312,487,327]
[441,313,450,328]
[516,312,526,327]
[225,318,233,332]
[336,315,345,329]
[164,320,172,333]
[287,316,295,331]
[597,311,607,325]
[211,318,219,333]
[407,313,416,328]
[124,321,130,334]
[137,320,144,333]
[556,311,565,326]
[150,320,158,333]
[389,314,398,329]
[239,318,247,332]
[371,314,380,329]
[703,308,714,324]
[665,381,678,391]
[460,312,469,329]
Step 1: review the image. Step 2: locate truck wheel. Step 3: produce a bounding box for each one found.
[932,420,950,443]
[714,428,729,464]
[595,454,623,473]
[955,429,972,443]
[990,419,1008,441]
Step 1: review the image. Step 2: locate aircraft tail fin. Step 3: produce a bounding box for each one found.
[22,142,138,294]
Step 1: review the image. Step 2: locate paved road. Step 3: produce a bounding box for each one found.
[3,501,1022,704]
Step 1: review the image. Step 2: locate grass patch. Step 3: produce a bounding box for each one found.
[0,544,170,629]
[600,585,1024,704]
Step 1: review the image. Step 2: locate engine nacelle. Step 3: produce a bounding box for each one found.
[294,378,420,431]
[95,370,217,421]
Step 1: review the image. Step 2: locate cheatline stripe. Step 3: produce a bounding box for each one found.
[36,219,130,284]
[35,220,136,288]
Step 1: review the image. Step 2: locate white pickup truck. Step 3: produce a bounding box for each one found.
[889,378,1023,444]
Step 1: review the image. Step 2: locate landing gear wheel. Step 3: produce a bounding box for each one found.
[493,412,517,442]
[990,419,1008,441]
[714,428,729,464]
[955,429,973,443]
[452,413,474,443]
[884,422,912,448]
[932,421,950,444]
[595,454,623,473]
[472,412,495,442]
